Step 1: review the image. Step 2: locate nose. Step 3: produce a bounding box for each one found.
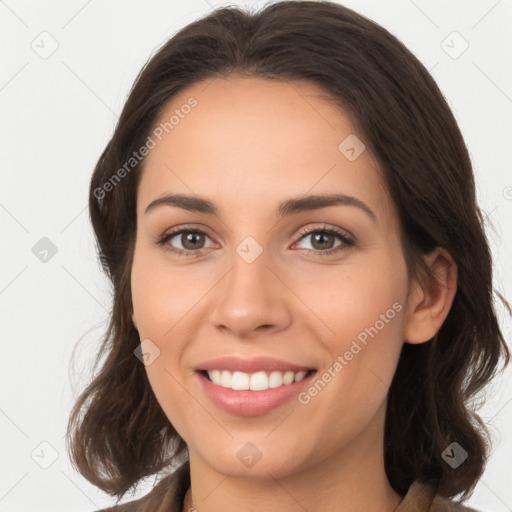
[209,245,292,340]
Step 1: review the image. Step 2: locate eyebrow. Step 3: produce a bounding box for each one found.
[144,193,377,223]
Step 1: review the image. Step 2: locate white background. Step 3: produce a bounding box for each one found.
[1,1,511,511]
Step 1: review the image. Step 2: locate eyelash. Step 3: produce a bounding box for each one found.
[155,224,355,258]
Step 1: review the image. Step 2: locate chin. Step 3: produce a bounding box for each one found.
[194,442,306,480]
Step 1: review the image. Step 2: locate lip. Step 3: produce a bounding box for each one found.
[195,356,314,374]
[195,368,317,417]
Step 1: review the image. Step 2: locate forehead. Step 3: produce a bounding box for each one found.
[137,76,395,226]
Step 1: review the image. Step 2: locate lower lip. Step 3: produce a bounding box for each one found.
[196,371,316,416]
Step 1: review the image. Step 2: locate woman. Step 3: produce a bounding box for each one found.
[67,2,510,511]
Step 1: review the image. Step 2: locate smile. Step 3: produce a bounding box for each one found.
[204,369,311,391]
[196,368,317,416]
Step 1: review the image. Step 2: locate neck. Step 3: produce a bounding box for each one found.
[182,404,403,512]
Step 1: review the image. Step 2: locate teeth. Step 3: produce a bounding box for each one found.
[206,369,309,391]
[232,371,249,390]
[250,371,268,391]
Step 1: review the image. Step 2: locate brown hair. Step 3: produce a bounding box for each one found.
[67,0,510,502]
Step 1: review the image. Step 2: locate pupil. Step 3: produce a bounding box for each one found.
[313,233,333,250]
[183,232,203,250]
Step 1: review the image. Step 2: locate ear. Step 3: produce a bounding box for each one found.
[131,308,138,330]
[403,247,458,344]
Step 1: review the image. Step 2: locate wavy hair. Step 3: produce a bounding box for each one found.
[67,0,510,501]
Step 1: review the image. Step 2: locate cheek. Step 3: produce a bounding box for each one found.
[130,245,208,337]
[130,248,199,437]
[130,246,212,407]
[299,257,407,347]
[144,360,192,435]
[307,253,407,399]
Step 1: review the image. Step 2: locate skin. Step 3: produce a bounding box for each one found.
[130,76,457,512]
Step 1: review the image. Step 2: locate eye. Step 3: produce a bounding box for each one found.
[155,224,355,258]
[292,224,355,257]
[156,227,215,257]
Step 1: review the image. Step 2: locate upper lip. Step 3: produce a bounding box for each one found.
[195,356,315,374]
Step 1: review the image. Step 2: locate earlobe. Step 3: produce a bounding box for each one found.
[132,310,138,330]
[403,247,458,344]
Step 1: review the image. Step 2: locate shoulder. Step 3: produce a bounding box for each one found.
[93,461,190,512]
[395,480,482,512]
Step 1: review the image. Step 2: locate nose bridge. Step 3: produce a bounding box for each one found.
[209,232,291,336]
[224,234,274,310]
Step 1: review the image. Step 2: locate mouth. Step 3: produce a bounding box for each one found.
[195,365,317,416]
[198,368,316,391]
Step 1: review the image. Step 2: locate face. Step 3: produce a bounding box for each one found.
[131,76,412,479]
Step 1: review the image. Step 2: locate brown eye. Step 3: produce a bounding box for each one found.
[156,228,215,257]
[179,232,206,250]
[293,226,355,257]
[309,232,337,250]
